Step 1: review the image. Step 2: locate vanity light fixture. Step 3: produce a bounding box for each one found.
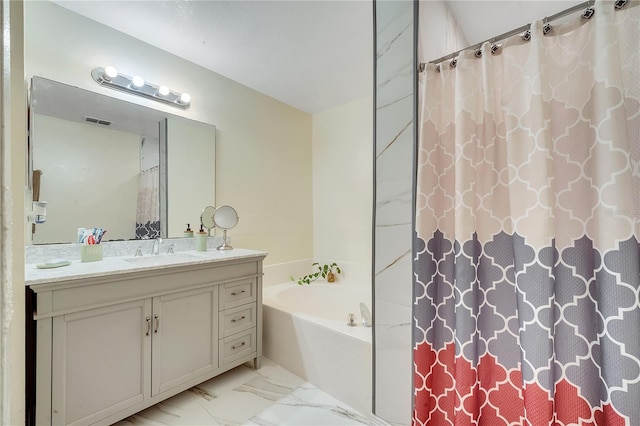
[131,75,145,88]
[104,66,118,80]
[91,66,191,109]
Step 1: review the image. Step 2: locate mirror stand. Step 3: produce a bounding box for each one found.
[218,229,233,251]
[213,205,239,251]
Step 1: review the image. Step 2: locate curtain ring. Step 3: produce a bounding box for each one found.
[490,43,501,55]
[615,0,627,9]
[450,59,457,68]
[582,7,595,19]
[543,23,553,35]
[435,64,441,73]
[522,30,532,41]
[474,49,482,58]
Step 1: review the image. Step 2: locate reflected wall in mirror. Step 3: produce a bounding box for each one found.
[29,77,216,244]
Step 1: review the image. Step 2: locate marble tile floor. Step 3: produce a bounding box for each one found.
[114,358,380,426]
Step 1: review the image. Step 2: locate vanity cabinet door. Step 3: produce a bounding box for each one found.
[51,299,152,426]
[151,286,218,395]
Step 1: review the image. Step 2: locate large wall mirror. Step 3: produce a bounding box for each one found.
[29,77,216,244]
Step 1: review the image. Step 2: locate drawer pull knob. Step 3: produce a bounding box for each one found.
[231,315,246,323]
[145,316,151,336]
[232,342,246,350]
[231,290,246,296]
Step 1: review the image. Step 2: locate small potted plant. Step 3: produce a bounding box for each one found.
[292,262,342,285]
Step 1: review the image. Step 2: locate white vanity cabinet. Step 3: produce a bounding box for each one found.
[51,299,151,425]
[151,286,218,395]
[218,280,259,368]
[27,253,265,426]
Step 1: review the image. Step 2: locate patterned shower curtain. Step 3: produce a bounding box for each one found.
[414,2,640,425]
[136,165,160,239]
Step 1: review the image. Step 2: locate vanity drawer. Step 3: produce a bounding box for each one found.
[219,279,256,310]
[219,303,256,338]
[219,328,256,367]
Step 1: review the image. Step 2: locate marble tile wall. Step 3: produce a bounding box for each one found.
[373,1,415,425]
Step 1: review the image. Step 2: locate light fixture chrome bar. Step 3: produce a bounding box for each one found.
[91,67,190,109]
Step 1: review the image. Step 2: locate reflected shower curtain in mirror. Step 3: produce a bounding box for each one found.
[414,2,640,425]
[136,165,160,239]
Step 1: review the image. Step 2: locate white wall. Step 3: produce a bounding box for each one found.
[32,114,140,243]
[166,118,215,237]
[2,2,26,424]
[418,1,467,63]
[312,96,373,284]
[24,1,313,265]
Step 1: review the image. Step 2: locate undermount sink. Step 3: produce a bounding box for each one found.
[122,253,199,266]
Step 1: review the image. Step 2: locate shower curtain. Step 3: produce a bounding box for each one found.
[136,165,160,239]
[414,2,640,425]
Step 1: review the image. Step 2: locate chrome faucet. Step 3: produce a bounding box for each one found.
[360,302,372,327]
[151,237,163,256]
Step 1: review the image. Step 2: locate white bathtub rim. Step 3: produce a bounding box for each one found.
[263,259,372,289]
[263,281,373,344]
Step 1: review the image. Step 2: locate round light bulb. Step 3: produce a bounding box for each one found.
[179,93,191,104]
[158,85,170,96]
[104,66,118,79]
[131,76,145,88]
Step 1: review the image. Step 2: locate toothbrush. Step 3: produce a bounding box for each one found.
[82,229,91,244]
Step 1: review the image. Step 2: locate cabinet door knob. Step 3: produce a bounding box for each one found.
[231,315,246,323]
[154,314,160,333]
[145,316,151,336]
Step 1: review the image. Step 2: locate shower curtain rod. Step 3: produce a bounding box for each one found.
[419,0,599,71]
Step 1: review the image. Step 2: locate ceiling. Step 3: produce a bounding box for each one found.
[51,1,585,114]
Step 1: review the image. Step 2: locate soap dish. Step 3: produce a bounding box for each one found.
[37,259,71,269]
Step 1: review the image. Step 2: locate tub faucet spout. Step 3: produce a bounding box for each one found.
[360,302,372,327]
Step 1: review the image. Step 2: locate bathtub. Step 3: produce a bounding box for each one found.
[262,281,372,415]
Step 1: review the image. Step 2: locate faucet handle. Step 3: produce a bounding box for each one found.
[347,313,357,327]
[167,243,176,255]
[134,246,143,257]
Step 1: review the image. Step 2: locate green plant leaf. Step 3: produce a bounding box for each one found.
[293,262,342,285]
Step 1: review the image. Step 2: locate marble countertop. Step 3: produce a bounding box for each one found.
[25,248,267,286]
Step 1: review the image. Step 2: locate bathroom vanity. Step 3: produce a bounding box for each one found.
[25,249,266,426]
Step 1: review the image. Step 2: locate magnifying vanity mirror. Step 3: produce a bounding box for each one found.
[213,205,239,250]
[28,77,216,244]
[200,205,216,236]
